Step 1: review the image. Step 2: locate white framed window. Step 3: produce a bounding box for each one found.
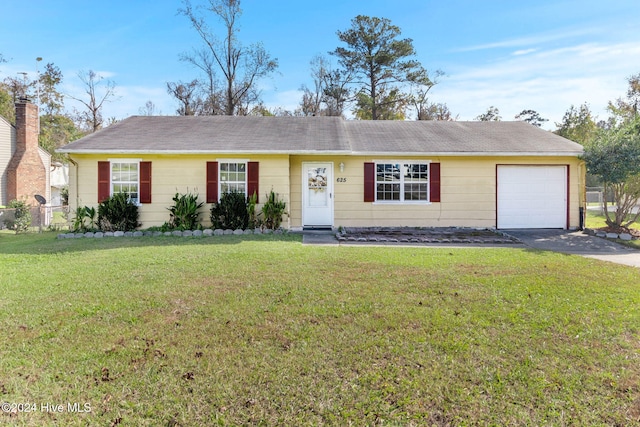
[110,160,140,204]
[219,160,247,195]
[375,161,430,203]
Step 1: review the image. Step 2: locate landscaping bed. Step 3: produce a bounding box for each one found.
[337,227,519,244]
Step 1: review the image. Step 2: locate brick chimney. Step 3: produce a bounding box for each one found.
[6,98,47,206]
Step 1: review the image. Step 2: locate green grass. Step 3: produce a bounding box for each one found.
[586,209,634,230]
[1,232,639,426]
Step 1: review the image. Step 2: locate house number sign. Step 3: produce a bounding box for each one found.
[336,177,347,183]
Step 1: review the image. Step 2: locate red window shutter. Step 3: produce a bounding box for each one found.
[430,162,441,203]
[247,161,259,203]
[139,161,152,204]
[98,161,110,203]
[364,162,375,202]
[206,161,219,203]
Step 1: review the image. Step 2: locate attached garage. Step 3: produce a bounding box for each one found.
[497,165,568,229]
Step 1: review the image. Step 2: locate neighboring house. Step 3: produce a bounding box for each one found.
[50,162,69,206]
[0,99,51,208]
[58,116,585,230]
[0,113,14,206]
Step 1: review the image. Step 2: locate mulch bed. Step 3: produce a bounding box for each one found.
[596,226,640,238]
[336,227,519,244]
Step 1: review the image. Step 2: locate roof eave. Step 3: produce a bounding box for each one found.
[350,151,585,157]
[58,149,584,157]
[58,149,353,155]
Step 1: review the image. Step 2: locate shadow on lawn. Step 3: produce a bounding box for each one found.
[0,231,302,255]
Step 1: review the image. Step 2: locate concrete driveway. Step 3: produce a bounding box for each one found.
[503,229,640,268]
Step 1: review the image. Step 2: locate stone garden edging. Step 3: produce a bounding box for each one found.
[582,228,636,241]
[57,228,284,239]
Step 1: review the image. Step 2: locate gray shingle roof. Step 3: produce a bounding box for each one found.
[59,116,583,156]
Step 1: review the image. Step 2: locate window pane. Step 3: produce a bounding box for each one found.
[404,183,427,201]
[219,162,247,196]
[375,162,431,202]
[110,162,140,203]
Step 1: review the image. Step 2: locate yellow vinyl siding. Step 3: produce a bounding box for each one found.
[69,154,290,228]
[291,155,584,230]
[69,153,583,230]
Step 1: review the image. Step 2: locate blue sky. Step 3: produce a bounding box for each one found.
[1,0,639,129]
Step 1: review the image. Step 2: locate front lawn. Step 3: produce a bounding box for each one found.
[1,233,639,426]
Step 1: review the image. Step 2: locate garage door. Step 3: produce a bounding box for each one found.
[497,165,567,229]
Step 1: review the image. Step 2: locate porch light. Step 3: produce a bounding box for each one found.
[339,162,345,172]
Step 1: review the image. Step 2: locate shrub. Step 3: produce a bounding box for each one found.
[60,186,69,206]
[247,191,259,229]
[98,193,140,232]
[6,199,32,233]
[73,206,98,232]
[210,191,249,230]
[261,190,287,230]
[167,191,204,230]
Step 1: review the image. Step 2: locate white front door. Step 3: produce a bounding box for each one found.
[302,163,333,228]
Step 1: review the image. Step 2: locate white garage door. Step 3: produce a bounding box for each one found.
[497,165,567,229]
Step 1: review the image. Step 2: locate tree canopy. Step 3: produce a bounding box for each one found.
[554,103,599,145]
[581,75,640,229]
[515,109,548,127]
[475,106,501,121]
[582,118,640,228]
[331,15,437,120]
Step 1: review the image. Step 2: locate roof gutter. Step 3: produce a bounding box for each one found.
[59,149,584,157]
[58,149,354,155]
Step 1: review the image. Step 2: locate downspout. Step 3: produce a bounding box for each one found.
[67,156,79,211]
[579,159,586,230]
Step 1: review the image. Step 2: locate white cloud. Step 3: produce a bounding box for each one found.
[435,41,640,128]
[513,49,537,56]
[455,28,594,52]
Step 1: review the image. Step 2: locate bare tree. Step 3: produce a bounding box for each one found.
[179,46,223,115]
[70,70,116,132]
[166,80,203,116]
[139,100,158,116]
[298,55,352,117]
[298,55,330,116]
[415,102,457,121]
[408,70,444,120]
[179,0,278,115]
